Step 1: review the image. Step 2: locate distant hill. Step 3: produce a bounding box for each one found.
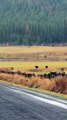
[0,0,67,45]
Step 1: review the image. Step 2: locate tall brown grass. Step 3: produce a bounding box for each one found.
[0,73,67,94]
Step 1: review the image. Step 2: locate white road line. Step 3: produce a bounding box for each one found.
[9,88,67,110]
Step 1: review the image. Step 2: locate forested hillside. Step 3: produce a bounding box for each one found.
[0,0,67,45]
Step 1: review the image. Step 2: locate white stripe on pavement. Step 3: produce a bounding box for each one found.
[9,88,67,110]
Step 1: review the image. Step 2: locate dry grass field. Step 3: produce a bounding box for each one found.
[0,61,67,74]
[0,46,67,61]
[0,46,67,54]
[0,46,67,95]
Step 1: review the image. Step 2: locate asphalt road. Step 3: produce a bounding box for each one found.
[0,83,67,120]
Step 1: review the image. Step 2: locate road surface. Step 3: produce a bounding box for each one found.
[0,82,67,120]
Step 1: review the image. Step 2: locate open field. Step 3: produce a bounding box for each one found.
[0,46,67,61]
[0,61,67,94]
[0,46,67,54]
[0,46,67,95]
[0,61,67,74]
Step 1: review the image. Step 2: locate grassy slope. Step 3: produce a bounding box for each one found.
[0,80,67,100]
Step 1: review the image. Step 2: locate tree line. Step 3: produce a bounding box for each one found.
[0,0,67,45]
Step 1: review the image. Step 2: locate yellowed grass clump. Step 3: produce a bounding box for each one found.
[0,73,67,94]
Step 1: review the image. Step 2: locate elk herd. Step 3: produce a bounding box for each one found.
[0,66,66,79]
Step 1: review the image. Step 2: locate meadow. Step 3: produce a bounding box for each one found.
[0,46,67,96]
[0,46,67,61]
[0,46,67,73]
[0,61,67,74]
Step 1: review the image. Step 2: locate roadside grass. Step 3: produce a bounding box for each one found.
[0,80,67,100]
[0,73,67,96]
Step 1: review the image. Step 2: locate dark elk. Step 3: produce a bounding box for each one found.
[0,67,13,74]
[45,66,48,69]
[38,71,66,79]
[46,72,57,79]
[35,66,39,69]
[10,67,14,70]
[0,67,66,79]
